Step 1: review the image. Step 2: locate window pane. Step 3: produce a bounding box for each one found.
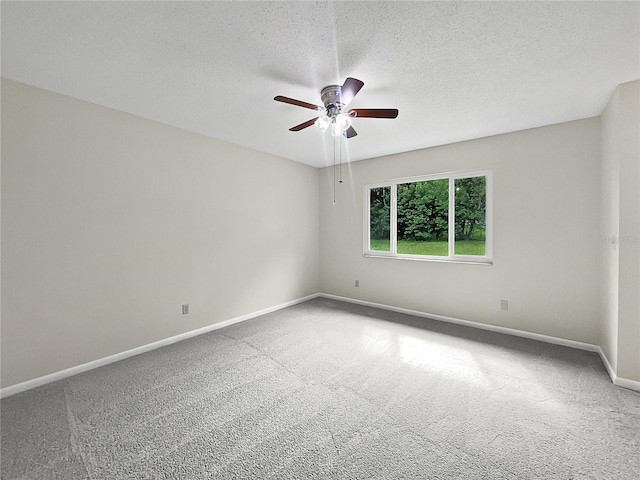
[369,187,391,251]
[454,176,486,256]
[397,179,449,256]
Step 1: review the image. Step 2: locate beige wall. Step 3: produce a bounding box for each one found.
[319,118,603,345]
[600,87,622,373]
[601,80,640,382]
[1,79,320,387]
[2,77,637,390]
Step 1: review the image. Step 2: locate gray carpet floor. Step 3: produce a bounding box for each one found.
[1,297,639,479]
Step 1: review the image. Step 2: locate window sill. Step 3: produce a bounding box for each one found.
[363,252,493,266]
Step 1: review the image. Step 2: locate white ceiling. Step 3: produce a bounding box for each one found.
[2,1,639,168]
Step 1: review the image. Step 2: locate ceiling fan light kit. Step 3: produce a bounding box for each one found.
[315,115,331,133]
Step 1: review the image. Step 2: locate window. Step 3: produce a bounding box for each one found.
[365,170,492,264]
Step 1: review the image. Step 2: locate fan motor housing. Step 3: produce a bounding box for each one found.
[320,85,345,115]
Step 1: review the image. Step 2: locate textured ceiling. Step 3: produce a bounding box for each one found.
[2,1,639,168]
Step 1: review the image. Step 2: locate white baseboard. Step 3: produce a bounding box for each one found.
[614,375,640,391]
[318,293,600,351]
[3,292,638,398]
[596,349,640,391]
[0,293,320,399]
[596,345,617,382]
[318,293,640,393]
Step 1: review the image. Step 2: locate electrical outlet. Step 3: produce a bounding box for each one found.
[355,280,360,287]
[500,300,508,311]
[182,304,190,315]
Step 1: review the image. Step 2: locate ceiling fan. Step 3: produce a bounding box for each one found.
[274,77,398,138]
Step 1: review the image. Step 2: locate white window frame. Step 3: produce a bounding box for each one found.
[364,169,493,265]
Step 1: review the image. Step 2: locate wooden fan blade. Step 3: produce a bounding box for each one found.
[274,95,323,111]
[289,117,319,131]
[349,108,399,119]
[344,126,358,138]
[340,77,364,105]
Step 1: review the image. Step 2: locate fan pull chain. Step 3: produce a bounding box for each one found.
[339,135,343,184]
[333,135,336,204]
